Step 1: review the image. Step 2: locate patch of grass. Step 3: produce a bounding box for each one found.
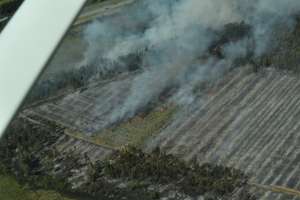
[0,175,74,200]
[0,175,31,200]
[0,0,12,6]
[67,105,176,149]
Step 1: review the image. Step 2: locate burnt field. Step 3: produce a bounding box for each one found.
[16,65,300,200]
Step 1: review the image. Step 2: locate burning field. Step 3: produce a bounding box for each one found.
[2,0,300,199]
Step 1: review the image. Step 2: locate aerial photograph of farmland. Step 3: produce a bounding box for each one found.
[1,0,300,199]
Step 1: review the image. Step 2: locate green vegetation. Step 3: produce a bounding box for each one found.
[0,118,162,200]
[209,21,252,59]
[67,105,176,149]
[25,52,143,106]
[0,118,72,192]
[0,174,31,200]
[95,105,176,148]
[207,19,300,73]
[0,174,75,200]
[0,118,89,199]
[253,18,300,73]
[25,66,96,105]
[0,0,13,6]
[0,116,256,199]
[86,146,256,199]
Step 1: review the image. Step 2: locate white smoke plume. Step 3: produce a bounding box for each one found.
[82,0,300,125]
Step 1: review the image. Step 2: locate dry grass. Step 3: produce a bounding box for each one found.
[66,105,176,149]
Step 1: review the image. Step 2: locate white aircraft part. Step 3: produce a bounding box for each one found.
[0,0,87,137]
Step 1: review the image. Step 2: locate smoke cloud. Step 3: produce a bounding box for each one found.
[82,0,300,126]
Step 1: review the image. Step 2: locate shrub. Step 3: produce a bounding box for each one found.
[94,146,253,198]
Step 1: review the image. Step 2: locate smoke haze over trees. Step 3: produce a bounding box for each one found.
[81,0,300,126]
